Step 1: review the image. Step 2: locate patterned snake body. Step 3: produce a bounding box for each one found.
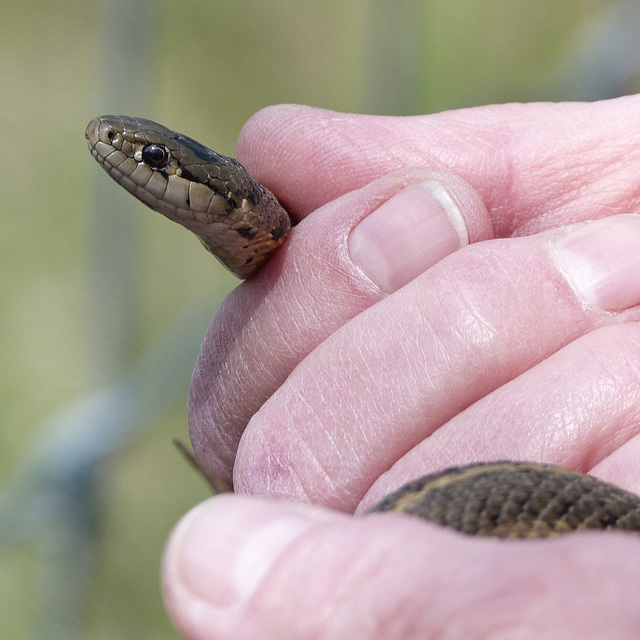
[368,462,640,538]
[86,116,640,538]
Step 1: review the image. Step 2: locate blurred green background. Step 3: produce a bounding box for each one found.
[2,1,640,638]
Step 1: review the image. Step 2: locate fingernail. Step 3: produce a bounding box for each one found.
[554,214,640,312]
[348,180,469,293]
[165,496,324,607]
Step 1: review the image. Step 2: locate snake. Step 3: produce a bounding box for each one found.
[85,115,640,539]
[85,115,292,278]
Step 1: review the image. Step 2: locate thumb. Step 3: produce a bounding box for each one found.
[163,495,640,640]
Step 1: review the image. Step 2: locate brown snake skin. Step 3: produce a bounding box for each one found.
[86,116,640,538]
[85,116,292,277]
[368,462,640,538]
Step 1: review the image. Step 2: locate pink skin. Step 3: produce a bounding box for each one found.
[164,497,640,640]
[166,97,640,639]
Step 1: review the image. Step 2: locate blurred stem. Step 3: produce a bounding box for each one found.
[36,3,158,638]
[364,1,426,114]
[88,0,157,384]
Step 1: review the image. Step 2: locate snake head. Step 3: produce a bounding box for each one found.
[86,115,292,278]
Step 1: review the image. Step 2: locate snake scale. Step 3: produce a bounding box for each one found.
[86,115,640,538]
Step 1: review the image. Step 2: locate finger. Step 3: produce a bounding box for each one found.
[163,495,640,640]
[237,98,640,235]
[234,215,640,511]
[593,431,640,489]
[189,169,492,482]
[361,321,640,509]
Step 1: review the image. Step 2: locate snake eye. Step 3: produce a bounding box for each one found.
[141,144,170,169]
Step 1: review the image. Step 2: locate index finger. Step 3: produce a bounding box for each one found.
[237,98,640,235]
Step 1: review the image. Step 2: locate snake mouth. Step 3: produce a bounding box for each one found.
[84,117,99,144]
[84,115,125,156]
[84,116,127,171]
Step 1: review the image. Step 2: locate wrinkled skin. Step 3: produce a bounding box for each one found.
[163,98,640,640]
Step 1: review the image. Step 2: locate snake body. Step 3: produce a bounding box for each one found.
[86,116,640,538]
[368,462,640,538]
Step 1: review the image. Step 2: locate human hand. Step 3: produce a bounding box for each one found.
[164,98,640,639]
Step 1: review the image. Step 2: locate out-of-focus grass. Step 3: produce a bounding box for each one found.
[1,1,636,638]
